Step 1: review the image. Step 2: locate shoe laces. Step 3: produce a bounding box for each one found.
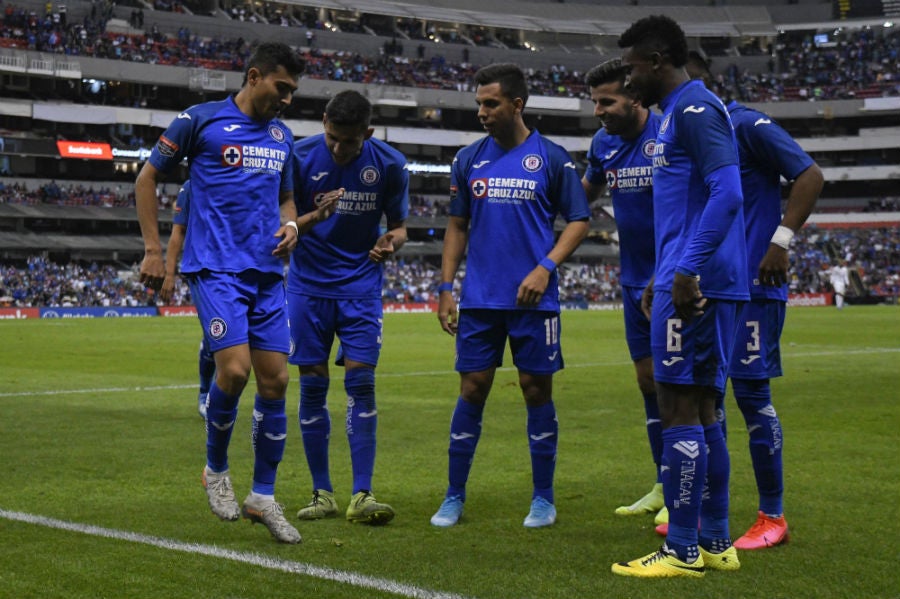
[207,473,234,498]
[641,548,670,567]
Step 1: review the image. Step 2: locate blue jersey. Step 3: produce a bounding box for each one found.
[450,130,590,311]
[148,96,295,276]
[585,113,660,288]
[172,180,190,227]
[287,135,409,299]
[728,101,814,301]
[652,80,748,300]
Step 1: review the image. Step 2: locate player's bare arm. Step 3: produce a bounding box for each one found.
[297,187,344,234]
[517,219,589,307]
[273,189,299,257]
[135,161,166,291]
[369,221,407,263]
[758,163,824,287]
[438,216,468,335]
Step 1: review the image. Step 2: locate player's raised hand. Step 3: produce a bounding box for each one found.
[314,187,343,222]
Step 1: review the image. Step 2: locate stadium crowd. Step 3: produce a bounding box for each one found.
[3,227,898,307]
[2,3,898,102]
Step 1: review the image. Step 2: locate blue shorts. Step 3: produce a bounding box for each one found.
[455,309,563,375]
[651,291,741,394]
[622,285,652,362]
[728,299,786,380]
[287,293,383,367]
[187,270,290,354]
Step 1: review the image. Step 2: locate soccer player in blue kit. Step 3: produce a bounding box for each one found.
[581,58,667,523]
[611,16,748,577]
[287,90,409,525]
[429,63,590,529]
[136,42,305,544]
[684,52,823,551]
[159,180,216,420]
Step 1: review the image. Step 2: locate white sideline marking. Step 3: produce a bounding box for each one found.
[0,509,472,599]
[0,347,897,399]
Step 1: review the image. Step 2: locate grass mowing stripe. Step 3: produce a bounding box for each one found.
[2,346,895,400]
[0,509,473,599]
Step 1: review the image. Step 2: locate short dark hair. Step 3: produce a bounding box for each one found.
[617,15,688,68]
[474,63,529,106]
[325,90,373,128]
[242,42,305,86]
[585,58,628,89]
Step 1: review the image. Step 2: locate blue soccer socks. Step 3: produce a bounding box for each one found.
[345,368,377,494]
[700,421,731,548]
[661,425,706,562]
[250,395,287,496]
[446,397,484,501]
[734,378,784,516]
[527,400,558,504]
[205,382,239,472]
[643,391,663,481]
[299,375,333,492]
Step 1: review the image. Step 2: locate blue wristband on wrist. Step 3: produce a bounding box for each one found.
[437,282,453,293]
[539,257,556,272]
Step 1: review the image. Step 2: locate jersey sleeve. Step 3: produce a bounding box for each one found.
[550,146,591,222]
[173,181,190,226]
[743,115,814,182]
[449,152,471,218]
[584,131,607,186]
[678,99,740,177]
[149,107,198,173]
[384,160,410,223]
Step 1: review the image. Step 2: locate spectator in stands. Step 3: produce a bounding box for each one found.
[287,90,408,526]
[429,63,589,530]
[135,42,304,544]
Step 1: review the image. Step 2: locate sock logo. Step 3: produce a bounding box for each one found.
[673,440,700,459]
[450,432,475,441]
[759,404,777,418]
[210,420,235,431]
[358,410,378,418]
[264,432,287,441]
[300,416,323,425]
[529,432,556,441]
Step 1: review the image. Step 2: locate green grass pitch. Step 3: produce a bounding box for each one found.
[0,306,897,598]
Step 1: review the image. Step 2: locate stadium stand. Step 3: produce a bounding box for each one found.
[0,0,898,306]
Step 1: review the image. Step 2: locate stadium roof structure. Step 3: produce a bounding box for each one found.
[281,0,778,37]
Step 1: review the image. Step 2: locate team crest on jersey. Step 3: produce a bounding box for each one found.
[221,145,242,166]
[471,178,488,199]
[660,114,672,135]
[605,170,617,189]
[522,154,543,172]
[642,139,656,160]
[268,125,285,143]
[208,317,227,340]
[360,166,380,186]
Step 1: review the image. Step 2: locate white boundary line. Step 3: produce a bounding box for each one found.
[0,347,897,399]
[0,509,472,599]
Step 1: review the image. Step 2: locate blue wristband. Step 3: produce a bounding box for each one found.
[539,257,556,272]
[437,282,453,293]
